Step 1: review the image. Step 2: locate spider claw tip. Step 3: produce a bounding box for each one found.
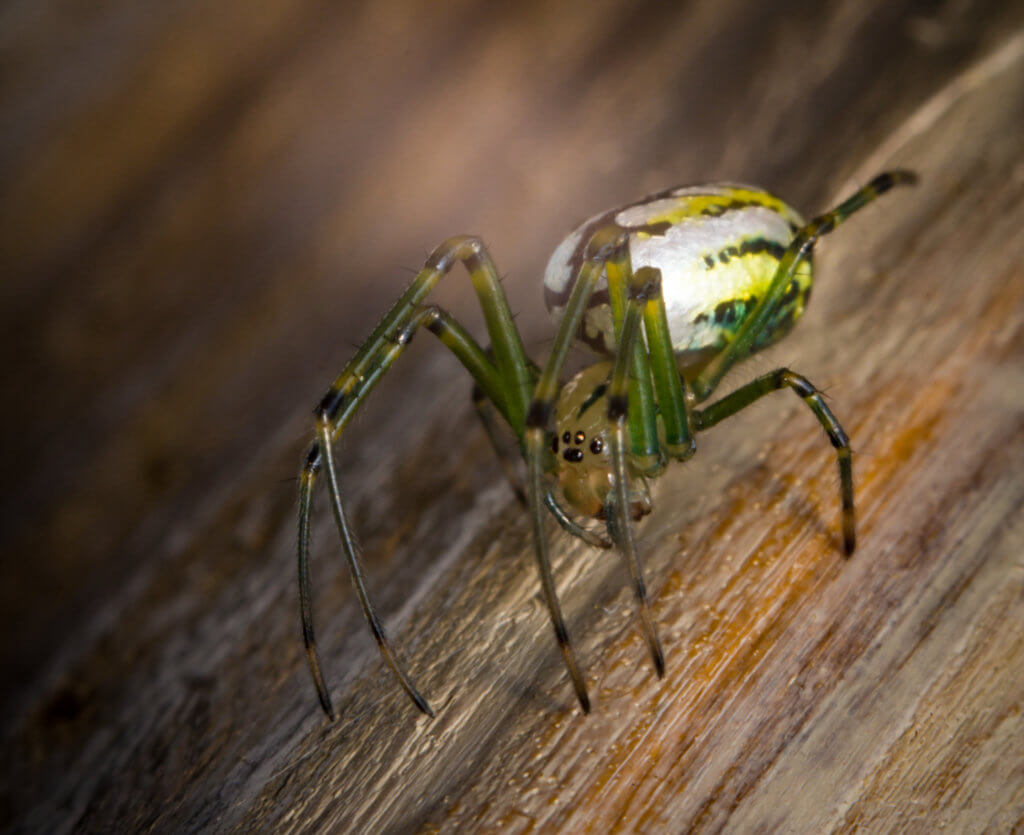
[414,693,435,717]
[654,653,666,679]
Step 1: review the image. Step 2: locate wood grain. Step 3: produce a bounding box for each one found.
[2,2,1022,832]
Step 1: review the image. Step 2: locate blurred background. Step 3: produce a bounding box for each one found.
[2,0,1022,830]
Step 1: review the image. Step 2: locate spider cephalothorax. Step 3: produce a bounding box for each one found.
[551,361,651,521]
[298,170,916,719]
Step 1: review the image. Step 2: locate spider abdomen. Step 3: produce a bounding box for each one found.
[543,183,813,373]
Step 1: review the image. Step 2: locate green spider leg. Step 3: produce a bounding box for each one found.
[472,383,528,506]
[604,240,662,472]
[604,266,668,677]
[523,227,708,712]
[693,170,918,401]
[599,261,701,684]
[601,232,699,468]
[641,267,695,462]
[300,236,533,720]
[523,227,632,713]
[676,170,916,560]
[694,368,857,554]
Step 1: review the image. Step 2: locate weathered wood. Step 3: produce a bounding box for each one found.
[2,3,1023,832]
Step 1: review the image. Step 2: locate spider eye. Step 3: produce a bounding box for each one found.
[590,437,604,454]
[550,434,558,453]
[562,431,571,444]
[574,430,586,444]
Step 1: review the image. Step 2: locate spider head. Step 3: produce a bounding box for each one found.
[552,362,652,520]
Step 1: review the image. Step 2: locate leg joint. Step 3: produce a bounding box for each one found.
[425,235,485,272]
[812,216,836,237]
[870,169,917,194]
[316,388,347,419]
[779,368,817,399]
[303,442,322,474]
[607,394,629,422]
[630,266,662,300]
[553,619,570,647]
[526,399,554,429]
[830,426,850,449]
[584,226,629,261]
[390,323,417,346]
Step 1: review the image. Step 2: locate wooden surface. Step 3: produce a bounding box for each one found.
[2,2,1023,832]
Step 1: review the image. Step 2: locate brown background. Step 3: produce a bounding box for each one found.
[2,1,1023,832]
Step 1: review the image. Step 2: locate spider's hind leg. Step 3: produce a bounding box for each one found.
[693,368,856,555]
[693,170,917,400]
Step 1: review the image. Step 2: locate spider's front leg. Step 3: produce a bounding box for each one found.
[300,306,492,720]
[522,230,670,712]
[522,229,632,713]
[300,236,534,720]
[604,266,669,678]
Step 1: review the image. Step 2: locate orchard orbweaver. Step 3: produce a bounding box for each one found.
[297,170,916,719]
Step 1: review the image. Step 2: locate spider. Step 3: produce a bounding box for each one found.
[297,169,916,720]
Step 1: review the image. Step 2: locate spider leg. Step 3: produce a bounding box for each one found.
[523,227,633,712]
[640,259,696,461]
[544,492,613,549]
[298,450,335,719]
[472,384,528,506]
[694,368,857,554]
[692,170,918,401]
[605,266,667,676]
[320,236,533,437]
[315,415,435,716]
[605,234,662,473]
[301,294,525,719]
